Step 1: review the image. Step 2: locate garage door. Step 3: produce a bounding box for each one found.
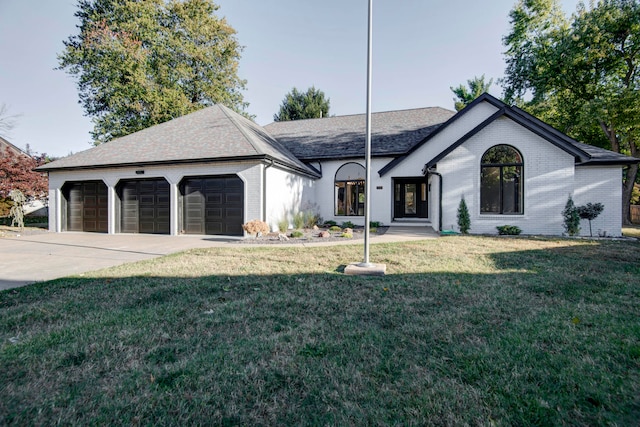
[181,175,244,236]
[63,181,108,233]
[118,179,170,234]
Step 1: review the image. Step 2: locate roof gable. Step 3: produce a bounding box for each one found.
[39,105,319,177]
[380,93,639,176]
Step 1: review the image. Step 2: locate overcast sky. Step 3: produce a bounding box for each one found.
[0,0,579,157]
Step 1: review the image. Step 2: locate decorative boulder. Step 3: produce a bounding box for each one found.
[319,231,331,238]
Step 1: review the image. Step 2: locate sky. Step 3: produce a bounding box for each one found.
[0,0,580,158]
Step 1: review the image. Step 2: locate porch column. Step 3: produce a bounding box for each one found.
[107,185,117,234]
[170,182,179,236]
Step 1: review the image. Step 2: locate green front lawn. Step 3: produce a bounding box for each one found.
[1,236,639,425]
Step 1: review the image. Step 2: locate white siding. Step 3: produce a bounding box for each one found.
[314,158,395,226]
[437,116,576,235]
[574,166,622,237]
[264,165,315,231]
[47,161,262,235]
[386,101,500,176]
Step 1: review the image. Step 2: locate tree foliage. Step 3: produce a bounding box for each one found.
[457,197,471,234]
[58,0,247,144]
[502,0,640,224]
[0,104,19,139]
[450,75,494,111]
[273,87,330,122]
[0,150,48,199]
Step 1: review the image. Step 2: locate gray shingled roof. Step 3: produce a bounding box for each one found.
[39,105,320,177]
[264,107,456,161]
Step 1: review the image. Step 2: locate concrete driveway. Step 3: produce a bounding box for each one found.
[0,230,238,291]
[0,226,437,291]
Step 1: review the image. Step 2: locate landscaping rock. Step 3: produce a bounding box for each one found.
[319,231,330,238]
[278,233,290,241]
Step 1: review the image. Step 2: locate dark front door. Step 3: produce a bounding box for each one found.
[394,178,428,219]
[118,179,170,234]
[181,175,244,236]
[63,181,108,233]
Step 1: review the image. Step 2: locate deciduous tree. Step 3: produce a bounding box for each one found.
[58,0,247,144]
[502,0,640,224]
[0,150,48,199]
[273,87,330,122]
[450,75,494,111]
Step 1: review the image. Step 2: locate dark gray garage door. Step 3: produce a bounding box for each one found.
[181,175,244,236]
[118,179,170,234]
[62,181,108,233]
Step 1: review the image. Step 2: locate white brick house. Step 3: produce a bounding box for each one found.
[39,94,638,237]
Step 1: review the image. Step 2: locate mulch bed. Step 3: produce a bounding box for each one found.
[233,226,389,244]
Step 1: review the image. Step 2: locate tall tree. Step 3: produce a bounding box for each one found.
[0,150,48,200]
[0,104,19,139]
[503,0,640,224]
[59,0,247,144]
[450,75,494,111]
[273,86,330,122]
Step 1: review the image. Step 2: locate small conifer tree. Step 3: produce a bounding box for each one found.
[562,196,580,236]
[457,197,471,234]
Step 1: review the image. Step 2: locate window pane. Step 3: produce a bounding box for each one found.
[335,182,345,215]
[405,183,416,214]
[482,145,522,164]
[481,167,501,213]
[336,163,365,181]
[502,166,522,213]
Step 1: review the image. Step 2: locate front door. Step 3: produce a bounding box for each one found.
[394,178,428,219]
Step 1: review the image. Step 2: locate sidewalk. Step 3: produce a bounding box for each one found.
[0,226,437,291]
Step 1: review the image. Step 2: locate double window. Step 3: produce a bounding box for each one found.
[335,163,365,216]
[480,145,523,214]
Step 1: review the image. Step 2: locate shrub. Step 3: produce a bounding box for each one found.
[576,202,604,237]
[329,225,342,232]
[457,197,470,234]
[496,225,521,235]
[242,219,270,238]
[341,221,356,229]
[562,196,580,236]
[293,211,305,229]
[369,221,382,228]
[8,189,26,230]
[340,232,353,238]
[290,230,304,238]
[303,210,322,228]
[277,216,289,233]
[324,220,337,227]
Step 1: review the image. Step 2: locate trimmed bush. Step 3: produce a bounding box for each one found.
[341,221,356,229]
[324,220,337,227]
[329,225,342,232]
[290,230,304,238]
[457,197,470,234]
[497,225,521,235]
[576,202,604,237]
[562,196,581,236]
[242,219,270,238]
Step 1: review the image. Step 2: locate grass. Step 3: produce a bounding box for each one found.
[623,225,640,239]
[1,236,639,425]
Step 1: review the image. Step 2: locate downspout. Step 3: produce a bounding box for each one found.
[263,159,274,223]
[426,166,442,232]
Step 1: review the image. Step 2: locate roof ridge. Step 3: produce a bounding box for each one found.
[266,106,454,126]
[217,104,262,155]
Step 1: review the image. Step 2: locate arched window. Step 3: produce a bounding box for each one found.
[335,163,365,216]
[480,145,523,214]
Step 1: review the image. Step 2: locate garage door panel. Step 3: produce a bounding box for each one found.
[64,181,108,233]
[181,175,243,236]
[118,179,170,234]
